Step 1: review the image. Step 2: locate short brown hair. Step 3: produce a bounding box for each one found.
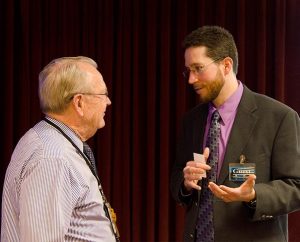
[183,26,238,74]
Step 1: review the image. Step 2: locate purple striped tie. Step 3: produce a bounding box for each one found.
[196,110,221,242]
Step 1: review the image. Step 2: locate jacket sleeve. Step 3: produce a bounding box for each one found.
[252,109,300,221]
[170,116,192,205]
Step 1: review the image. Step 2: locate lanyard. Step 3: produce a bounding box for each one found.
[43,117,120,241]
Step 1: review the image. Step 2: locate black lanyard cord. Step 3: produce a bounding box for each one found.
[43,118,120,241]
[43,118,100,183]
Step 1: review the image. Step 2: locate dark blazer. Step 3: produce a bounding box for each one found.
[170,85,300,242]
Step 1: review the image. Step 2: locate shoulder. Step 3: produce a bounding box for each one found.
[32,120,75,157]
[11,121,76,172]
[241,86,298,119]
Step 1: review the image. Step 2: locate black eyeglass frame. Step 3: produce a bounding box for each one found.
[182,57,225,80]
[68,92,109,101]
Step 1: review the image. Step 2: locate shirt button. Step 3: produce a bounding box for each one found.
[190,234,194,238]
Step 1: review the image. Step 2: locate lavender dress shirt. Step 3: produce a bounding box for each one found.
[203,82,243,178]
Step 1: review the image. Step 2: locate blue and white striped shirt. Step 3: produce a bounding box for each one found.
[1,118,115,242]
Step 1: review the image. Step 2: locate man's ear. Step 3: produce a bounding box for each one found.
[72,94,84,116]
[223,57,233,75]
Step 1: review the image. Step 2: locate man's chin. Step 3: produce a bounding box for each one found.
[195,89,209,103]
[98,120,105,129]
[194,87,204,96]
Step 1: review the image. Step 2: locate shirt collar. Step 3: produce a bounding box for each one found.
[209,81,243,125]
[44,116,84,151]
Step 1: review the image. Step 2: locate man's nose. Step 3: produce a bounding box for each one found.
[188,72,198,84]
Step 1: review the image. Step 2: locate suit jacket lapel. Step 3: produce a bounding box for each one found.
[218,86,258,184]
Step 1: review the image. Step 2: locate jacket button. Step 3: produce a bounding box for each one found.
[195,202,198,206]
[190,234,194,238]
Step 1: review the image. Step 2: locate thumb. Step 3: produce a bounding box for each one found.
[203,147,210,160]
[245,174,256,187]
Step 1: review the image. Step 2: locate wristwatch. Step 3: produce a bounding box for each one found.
[245,197,257,209]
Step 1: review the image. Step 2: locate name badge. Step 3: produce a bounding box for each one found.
[229,155,255,182]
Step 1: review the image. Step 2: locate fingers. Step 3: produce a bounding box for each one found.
[183,161,211,191]
[183,167,203,189]
[184,179,201,191]
[208,182,230,202]
[209,175,257,202]
[208,182,225,197]
[182,149,211,192]
[183,163,210,179]
[245,174,256,187]
[242,175,256,201]
[185,161,210,169]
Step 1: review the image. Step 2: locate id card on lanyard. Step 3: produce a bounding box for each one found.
[229,155,255,182]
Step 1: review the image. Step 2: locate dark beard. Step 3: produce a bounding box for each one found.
[198,71,224,104]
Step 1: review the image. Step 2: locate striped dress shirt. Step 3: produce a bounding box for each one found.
[1,118,115,242]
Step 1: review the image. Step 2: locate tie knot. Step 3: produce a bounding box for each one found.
[212,110,220,122]
[82,142,97,174]
[83,142,91,153]
[83,142,94,161]
[83,142,89,149]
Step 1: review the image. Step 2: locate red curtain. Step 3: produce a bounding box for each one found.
[1,0,299,241]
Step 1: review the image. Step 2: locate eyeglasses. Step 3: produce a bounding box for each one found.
[81,92,109,98]
[183,58,223,80]
[68,92,109,101]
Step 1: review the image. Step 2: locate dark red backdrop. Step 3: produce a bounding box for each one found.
[1,0,299,241]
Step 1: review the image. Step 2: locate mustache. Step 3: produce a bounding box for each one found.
[193,83,206,90]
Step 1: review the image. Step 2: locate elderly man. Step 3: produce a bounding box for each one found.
[1,56,119,241]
